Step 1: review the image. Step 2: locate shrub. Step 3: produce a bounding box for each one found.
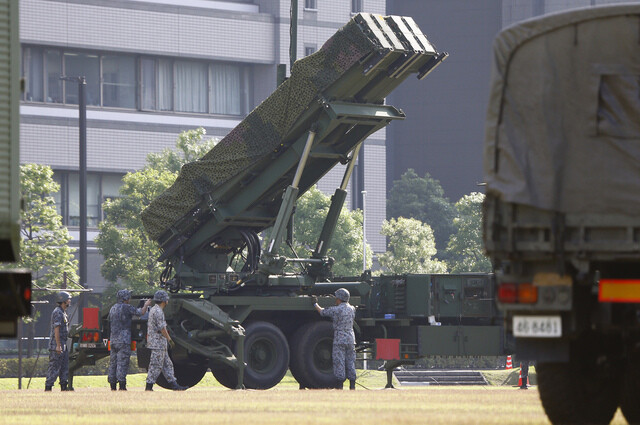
[0,354,142,378]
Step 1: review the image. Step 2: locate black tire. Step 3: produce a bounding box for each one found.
[210,321,290,390]
[537,338,623,425]
[139,343,207,389]
[243,321,290,389]
[621,351,640,424]
[289,321,336,389]
[289,323,312,388]
[156,359,207,389]
[210,362,239,389]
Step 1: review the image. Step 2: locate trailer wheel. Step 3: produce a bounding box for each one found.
[140,343,207,389]
[210,362,238,389]
[156,360,208,389]
[210,321,289,389]
[538,346,622,425]
[242,321,290,389]
[289,321,335,389]
[621,352,640,424]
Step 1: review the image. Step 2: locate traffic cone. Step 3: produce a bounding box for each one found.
[506,355,512,370]
[517,368,529,388]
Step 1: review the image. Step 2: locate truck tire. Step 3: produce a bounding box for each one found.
[289,322,313,388]
[538,359,621,424]
[140,343,207,389]
[156,360,208,389]
[289,321,335,389]
[211,321,290,389]
[210,362,239,389]
[243,321,290,389]
[621,352,640,424]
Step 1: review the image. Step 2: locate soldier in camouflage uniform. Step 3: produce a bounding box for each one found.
[108,289,151,390]
[313,288,357,390]
[145,290,187,391]
[45,291,72,392]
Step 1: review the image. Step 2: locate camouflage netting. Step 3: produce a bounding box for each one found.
[141,17,385,242]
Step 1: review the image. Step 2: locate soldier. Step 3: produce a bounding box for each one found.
[45,291,72,392]
[145,290,187,391]
[313,288,357,390]
[108,289,152,391]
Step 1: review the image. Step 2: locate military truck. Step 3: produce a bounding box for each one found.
[482,5,640,425]
[69,12,508,390]
[0,0,32,337]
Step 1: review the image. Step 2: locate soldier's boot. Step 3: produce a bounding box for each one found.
[110,382,117,391]
[60,382,71,391]
[335,379,344,390]
[44,385,52,392]
[349,379,356,390]
[169,380,188,391]
[145,382,154,391]
[119,381,127,391]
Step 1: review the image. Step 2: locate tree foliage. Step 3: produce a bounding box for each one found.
[445,192,492,273]
[1,164,79,291]
[145,127,216,174]
[387,169,456,254]
[95,128,218,296]
[273,186,370,277]
[378,217,447,274]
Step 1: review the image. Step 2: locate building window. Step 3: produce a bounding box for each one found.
[53,171,124,227]
[211,63,241,115]
[63,52,101,106]
[102,55,136,108]
[352,0,363,14]
[305,0,317,10]
[45,50,63,104]
[304,45,316,57]
[141,56,245,115]
[175,61,208,113]
[23,46,248,116]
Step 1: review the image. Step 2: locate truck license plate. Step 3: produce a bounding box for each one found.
[513,315,561,338]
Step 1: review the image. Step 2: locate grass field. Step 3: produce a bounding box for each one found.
[0,371,630,425]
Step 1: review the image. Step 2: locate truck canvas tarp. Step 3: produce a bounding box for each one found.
[484,4,640,215]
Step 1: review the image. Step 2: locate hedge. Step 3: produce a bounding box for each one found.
[0,354,143,378]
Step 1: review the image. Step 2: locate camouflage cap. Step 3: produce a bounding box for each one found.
[153,290,170,303]
[117,289,133,302]
[335,288,350,302]
[56,291,71,303]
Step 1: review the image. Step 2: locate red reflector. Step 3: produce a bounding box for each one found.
[517,283,538,304]
[599,279,640,303]
[108,340,111,351]
[375,338,400,360]
[83,308,100,329]
[131,341,136,351]
[23,288,31,302]
[82,333,87,342]
[498,283,518,303]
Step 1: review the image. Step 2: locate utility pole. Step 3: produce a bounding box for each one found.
[362,190,367,272]
[60,76,87,319]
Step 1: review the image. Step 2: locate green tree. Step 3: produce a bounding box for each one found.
[445,192,492,273]
[1,164,79,290]
[378,217,447,274]
[95,128,218,296]
[273,186,370,277]
[387,169,456,254]
[146,127,216,173]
